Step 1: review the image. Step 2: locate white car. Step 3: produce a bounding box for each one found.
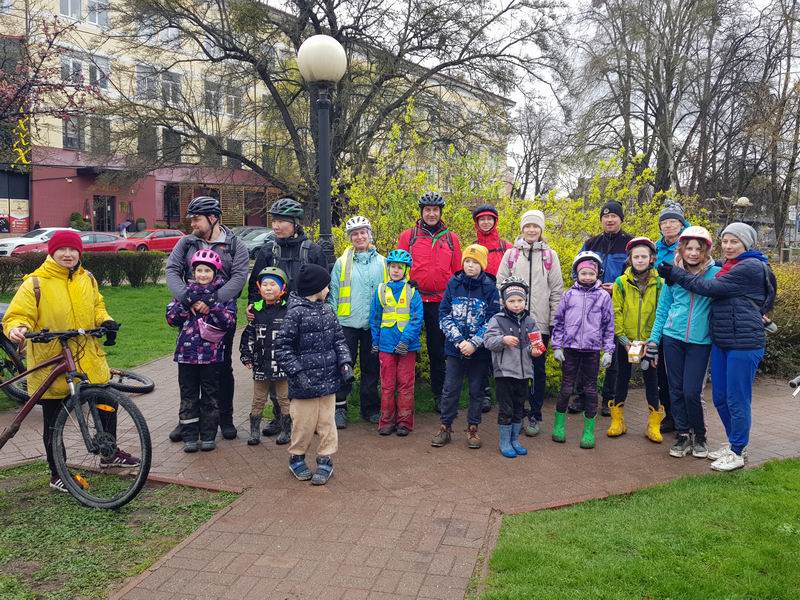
[0,227,80,256]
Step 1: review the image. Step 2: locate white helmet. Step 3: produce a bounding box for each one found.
[345,215,371,236]
[571,250,603,279]
[679,225,713,249]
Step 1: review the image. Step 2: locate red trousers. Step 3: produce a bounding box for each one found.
[379,351,416,430]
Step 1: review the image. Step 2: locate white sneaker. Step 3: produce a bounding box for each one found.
[707,444,748,461]
[710,450,745,472]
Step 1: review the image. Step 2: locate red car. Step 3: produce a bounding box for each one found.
[11,231,137,255]
[125,229,185,252]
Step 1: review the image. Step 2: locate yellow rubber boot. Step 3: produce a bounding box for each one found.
[646,405,665,443]
[606,402,627,437]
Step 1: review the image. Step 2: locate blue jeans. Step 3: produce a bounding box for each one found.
[439,355,488,427]
[710,345,764,454]
[662,337,711,441]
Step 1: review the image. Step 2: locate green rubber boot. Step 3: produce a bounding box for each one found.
[552,410,567,443]
[580,414,596,449]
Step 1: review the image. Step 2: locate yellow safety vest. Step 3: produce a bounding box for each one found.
[378,282,414,331]
[337,248,387,317]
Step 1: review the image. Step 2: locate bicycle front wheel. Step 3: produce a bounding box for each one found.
[107,368,155,394]
[0,337,27,404]
[52,387,152,509]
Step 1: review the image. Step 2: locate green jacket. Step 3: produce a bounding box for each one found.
[612,266,663,343]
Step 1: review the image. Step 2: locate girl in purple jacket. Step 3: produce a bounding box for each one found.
[550,251,615,449]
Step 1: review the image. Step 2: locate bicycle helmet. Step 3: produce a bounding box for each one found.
[190,249,223,273]
[269,197,305,220]
[256,266,288,286]
[419,191,445,208]
[472,203,498,221]
[679,225,713,249]
[386,249,413,267]
[571,250,603,279]
[345,215,371,235]
[625,236,657,256]
[499,275,529,298]
[186,196,222,218]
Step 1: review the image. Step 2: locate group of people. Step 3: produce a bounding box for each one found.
[1,188,776,493]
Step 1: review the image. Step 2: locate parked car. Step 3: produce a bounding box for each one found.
[237,227,271,240]
[125,229,185,252]
[243,230,275,259]
[231,226,267,238]
[0,227,79,256]
[11,231,137,255]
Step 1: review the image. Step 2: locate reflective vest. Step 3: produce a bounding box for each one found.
[337,247,387,317]
[378,282,414,331]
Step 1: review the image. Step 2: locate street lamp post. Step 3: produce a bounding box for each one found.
[296,34,347,266]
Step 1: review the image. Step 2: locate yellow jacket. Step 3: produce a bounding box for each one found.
[2,257,112,399]
[613,266,663,342]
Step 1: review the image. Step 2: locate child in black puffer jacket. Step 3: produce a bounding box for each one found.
[274,264,353,485]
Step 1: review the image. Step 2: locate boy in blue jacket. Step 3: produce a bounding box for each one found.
[432,245,501,449]
[370,249,423,436]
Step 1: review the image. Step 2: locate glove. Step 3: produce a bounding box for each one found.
[341,364,355,384]
[553,348,565,362]
[394,342,409,356]
[101,320,119,347]
[600,352,613,369]
[641,342,658,370]
[657,262,674,284]
[371,345,380,355]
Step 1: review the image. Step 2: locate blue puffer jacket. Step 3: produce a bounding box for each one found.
[650,259,721,346]
[668,251,777,350]
[274,293,352,399]
[328,247,386,330]
[369,280,424,353]
[439,271,500,359]
[581,230,633,284]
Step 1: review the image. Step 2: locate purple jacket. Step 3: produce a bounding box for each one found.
[166,277,237,364]
[551,281,614,353]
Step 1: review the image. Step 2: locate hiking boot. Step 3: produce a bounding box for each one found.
[606,402,627,437]
[201,440,216,451]
[645,405,665,443]
[169,423,183,442]
[552,410,566,443]
[261,417,281,437]
[498,424,516,458]
[275,415,292,445]
[184,440,199,453]
[247,415,262,446]
[311,455,334,486]
[481,397,492,413]
[49,475,69,493]
[710,450,745,472]
[692,438,708,459]
[669,434,693,458]
[396,426,410,437]
[378,425,395,436]
[367,413,381,424]
[289,454,313,481]
[510,422,528,456]
[466,425,481,449]
[660,414,676,433]
[219,420,237,440]
[100,449,141,468]
[335,408,348,430]
[431,425,452,447]
[580,414,596,449]
[525,417,540,437]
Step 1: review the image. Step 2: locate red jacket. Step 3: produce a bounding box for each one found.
[397,221,462,302]
[474,223,510,277]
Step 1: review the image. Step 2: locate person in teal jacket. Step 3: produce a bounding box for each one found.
[369,249,424,435]
[327,216,386,427]
[648,226,720,460]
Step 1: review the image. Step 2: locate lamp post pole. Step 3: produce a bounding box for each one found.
[315,84,334,265]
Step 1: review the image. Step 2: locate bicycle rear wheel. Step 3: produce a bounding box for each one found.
[52,386,152,509]
[0,337,27,403]
[107,369,155,394]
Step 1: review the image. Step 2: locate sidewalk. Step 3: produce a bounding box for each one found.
[2,355,798,600]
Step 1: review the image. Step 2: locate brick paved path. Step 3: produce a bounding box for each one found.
[2,355,798,600]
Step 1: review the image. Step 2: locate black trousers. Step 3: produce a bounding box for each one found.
[178,363,220,441]
[557,350,600,418]
[575,346,618,408]
[423,301,446,399]
[216,326,236,426]
[496,377,528,425]
[657,341,671,417]
[336,326,380,419]
[614,343,660,408]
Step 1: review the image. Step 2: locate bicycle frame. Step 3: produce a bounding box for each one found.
[0,338,94,450]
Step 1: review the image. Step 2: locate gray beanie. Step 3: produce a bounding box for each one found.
[659,202,687,225]
[721,222,757,250]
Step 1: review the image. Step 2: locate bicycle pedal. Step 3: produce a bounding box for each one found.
[74,474,90,490]
[95,404,116,413]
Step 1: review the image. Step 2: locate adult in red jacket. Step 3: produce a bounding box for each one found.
[472,204,510,277]
[398,192,462,409]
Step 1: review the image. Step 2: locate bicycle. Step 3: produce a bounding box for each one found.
[0,327,152,509]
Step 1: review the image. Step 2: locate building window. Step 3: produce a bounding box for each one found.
[162,128,182,163]
[204,80,220,112]
[225,88,242,117]
[203,137,222,166]
[161,71,181,106]
[136,64,158,99]
[61,56,83,84]
[60,0,81,19]
[226,139,242,169]
[89,56,110,89]
[90,117,111,154]
[164,184,180,221]
[0,0,12,14]
[137,125,157,156]
[88,0,109,27]
[159,26,180,47]
[63,116,84,150]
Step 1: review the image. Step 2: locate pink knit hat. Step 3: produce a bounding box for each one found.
[576,259,598,274]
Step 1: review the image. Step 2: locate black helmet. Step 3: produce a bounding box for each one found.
[269,197,304,220]
[472,203,498,220]
[186,196,221,218]
[419,191,445,208]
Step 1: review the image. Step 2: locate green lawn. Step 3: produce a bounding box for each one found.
[480,459,800,600]
[0,461,237,600]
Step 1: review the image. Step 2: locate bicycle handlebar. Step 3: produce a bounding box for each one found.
[790,375,800,388]
[25,327,108,344]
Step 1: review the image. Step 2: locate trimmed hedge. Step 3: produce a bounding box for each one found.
[763,263,800,377]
